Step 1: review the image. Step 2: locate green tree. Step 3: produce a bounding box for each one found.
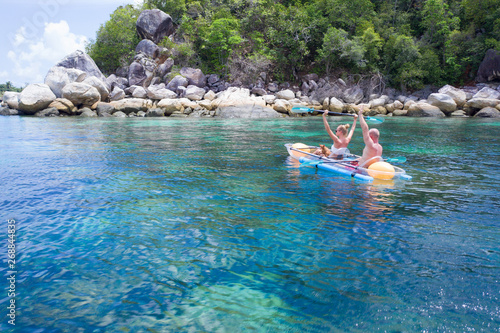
[86,5,142,74]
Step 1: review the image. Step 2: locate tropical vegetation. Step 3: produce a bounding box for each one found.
[86,0,500,91]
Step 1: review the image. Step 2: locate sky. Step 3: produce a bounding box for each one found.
[0,0,143,87]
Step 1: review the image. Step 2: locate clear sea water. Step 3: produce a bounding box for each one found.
[1,115,499,332]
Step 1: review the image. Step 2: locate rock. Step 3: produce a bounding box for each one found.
[145,108,165,117]
[166,75,189,91]
[343,86,363,104]
[79,108,97,117]
[44,66,87,98]
[109,86,126,101]
[132,86,148,98]
[109,98,152,114]
[35,107,59,117]
[472,87,500,100]
[267,82,278,92]
[204,90,216,101]
[157,98,183,115]
[158,58,174,77]
[56,50,106,82]
[329,97,344,113]
[106,74,128,90]
[113,111,127,117]
[183,85,206,101]
[2,92,20,109]
[211,87,281,118]
[83,76,109,101]
[18,83,57,114]
[275,89,295,100]
[180,67,206,87]
[407,102,446,117]
[393,109,408,116]
[198,99,213,110]
[427,93,457,114]
[96,102,115,117]
[147,84,177,100]
[48,98,77,115]
[438,85,467,107]
[369,96,388,108]
[0,107,19,116]
[273,99,291,113]
[135,39,160,58]
[474,107,500,118]
[476,49,500,83]
[466,98,500,109]
[450,110,467,117]
[251,87,267,96]
[128,61,147,86]
[263,95,276,105]
[136,9,174,44]
[178,97,198,109]
[62,82,101,108]
[372,106,388,115]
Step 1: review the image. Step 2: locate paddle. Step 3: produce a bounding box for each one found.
[291,106,384,124]
[300,156,406,167]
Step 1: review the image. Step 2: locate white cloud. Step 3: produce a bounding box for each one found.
[8,20,88,84]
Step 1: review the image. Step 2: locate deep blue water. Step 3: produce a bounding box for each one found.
[1,115,499,332]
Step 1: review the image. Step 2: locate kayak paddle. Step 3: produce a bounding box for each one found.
[300,156,406,167]
[291,106,384,124]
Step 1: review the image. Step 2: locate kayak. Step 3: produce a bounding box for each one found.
[285,143,412,182]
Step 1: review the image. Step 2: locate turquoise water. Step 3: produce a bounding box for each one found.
[1,115,499,332]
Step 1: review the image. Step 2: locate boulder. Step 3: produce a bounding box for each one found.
[158,58,174,77]
[0,107,19,116]
[178,98,198,109]
[407,102,446,117]
[2,91,20,109]
[166,75,189,91]
[113,111,127,118]
[96,102,116,117]
[184,85,206,101]
[466,98,500,109]
[18,83,57,114]
[56,50,106,82]
[145,108,165,117]
[438,85,467,107]
[128,61,147,87]
[427,93,457,114]
[157,98,183,115]
[393,109,408,116]
[135,39,160,58]
[109,86,126,101]
[34,107,59,117]
[329,97,344,113]
[44,66,87,98]
[109,98,152,114]
[472,87,500,100]
[79,108,98,117]
[476,49,500,83]
[450,110,467,117]
[204,90,216,101]
[275,89,295,100]
[343,86,363,104]
[474,107,500,118]
[263,94,276,105]
[147,84,177,100]
[136,9,174,44]
[62,82,101,107]
[251,87,267,96]
[83,76,109,101]
[211,87,281,118]
[267,82,278,92]
[180,67,206,87]
[48,98,77,115]
[131,86,148,98]
[198,99,213,110]
[273,99,291,113]
[106,74,128,90]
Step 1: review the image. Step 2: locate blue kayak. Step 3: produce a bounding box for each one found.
[285,143,412,182]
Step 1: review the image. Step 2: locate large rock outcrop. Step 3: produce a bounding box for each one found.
[136,9,174,44]
[476,49,500,83]
[18,83,57,114]
[44,66,87,98]
[56,50,106,82]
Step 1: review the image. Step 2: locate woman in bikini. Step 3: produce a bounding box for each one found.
[314,110,358,159]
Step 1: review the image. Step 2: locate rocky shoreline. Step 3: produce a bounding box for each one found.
[1,8,500,119]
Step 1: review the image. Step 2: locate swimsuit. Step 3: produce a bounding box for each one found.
[329,146,350,158]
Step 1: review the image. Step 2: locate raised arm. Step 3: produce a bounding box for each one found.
[346,114,358,141]
[358,108,372,145]
[322,110,339,143]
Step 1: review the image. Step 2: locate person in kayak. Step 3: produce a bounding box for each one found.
[357,108,383,167]
[314,110,358,159]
